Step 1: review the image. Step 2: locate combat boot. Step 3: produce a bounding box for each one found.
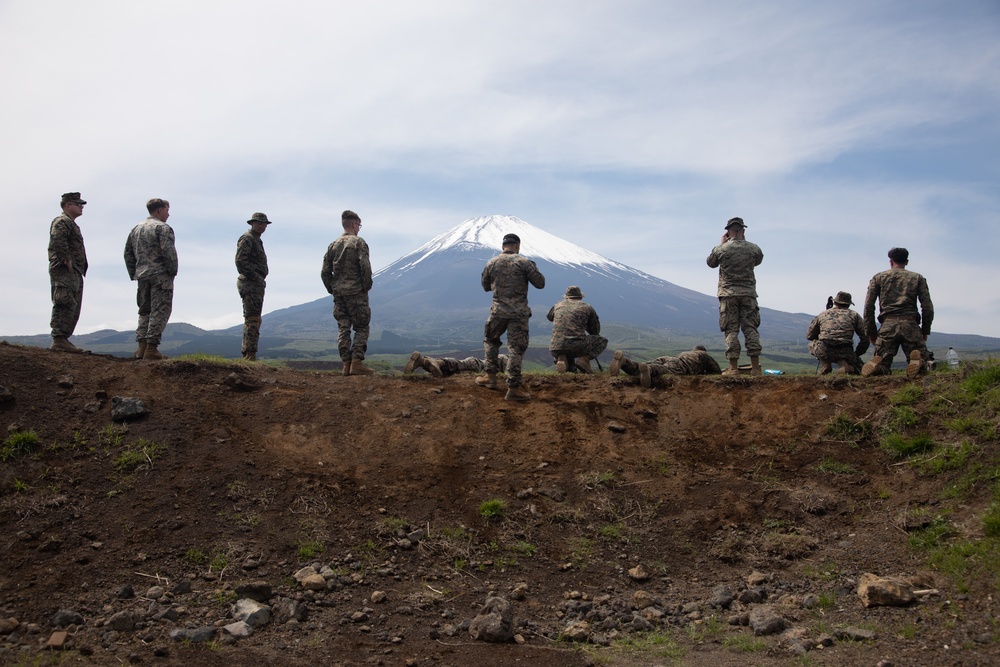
[133,341,147,359]
[424,358,444,378]
[243,352,257,362]
[905,350,924,380]
[722,358,741,377]
[609,351,625,377]
[750,356,763,376]
[817,359,833,375]
[575,356,594,374]
[475,372,498,389]
[837,361,856,374]
[504,385,531,402]
[342,359,352,376]
[555,354,569,372]
[142,344,167,361]
[639,363,652,389]
[403,351,424,374]
[49,336,82,353]
[861,355,883,377]
[350,359,375,375]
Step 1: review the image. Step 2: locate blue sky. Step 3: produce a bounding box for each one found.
[2,1,998,337]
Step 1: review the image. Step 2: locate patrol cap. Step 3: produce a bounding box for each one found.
[833,291,854,306]
[888,247,909,264]
[61,192,87,205]
[502,233,520,246]
[564,286,584,299]
[725,217,745,229]
[247,212,272,225]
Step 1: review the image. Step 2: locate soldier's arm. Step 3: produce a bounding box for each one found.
[123,233,137,281]
[863,277,879,342]
[481,263,493,292]
[918,277,933,337]
[528,261,545,289]
[806,316,820,341]
[356,239,373,292]
[50,219,72,268]
[162,227,179,276]
[705,354,722,374]
[235,236,251,276]
[587,308,601,335]
[546,306,555,323]
[706,245,723,268]
[320,247,334,294]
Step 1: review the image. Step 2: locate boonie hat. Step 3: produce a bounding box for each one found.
[833,291,854,306]
[247,212,272,225]
[564,286,584,299]
[61,192,87,205]
[725,217,745,229]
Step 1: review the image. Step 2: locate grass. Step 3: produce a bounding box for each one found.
[824,414,873,443]
[945,417,996,439]
[915,440,977,474]
[890,384,924,406]
[611,631,685,660]
[723,633,768,652]
[962,363,1000,397]
[881,432,934,458]
[816,457,857,475]
[888,405,919,429]
[112,438,165,472]
[1,429,40,461]
[478,498,507,521]
[583,471,617,489]
[297,539,325,560]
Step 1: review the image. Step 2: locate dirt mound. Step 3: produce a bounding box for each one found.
[0,342,997,666]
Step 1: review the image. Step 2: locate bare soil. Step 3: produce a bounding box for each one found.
[0,342,997,666]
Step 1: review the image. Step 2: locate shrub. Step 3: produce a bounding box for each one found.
[1,430,40,461]
[478,499,507,521]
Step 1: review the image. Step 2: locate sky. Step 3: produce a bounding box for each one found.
[2,0,999,338]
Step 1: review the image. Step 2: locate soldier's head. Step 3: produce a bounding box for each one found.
[247,212,272,235]
[888,247,909,267]
[146,198,170,222]
[693,345,707,352]
[502,233,520,253]
[724,217,746,239]
[564,286,584,300]
[833,291,854,308]
[60,192,86,219]
[341,210,362,234]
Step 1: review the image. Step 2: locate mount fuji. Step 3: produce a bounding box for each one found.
[264,215,813,346]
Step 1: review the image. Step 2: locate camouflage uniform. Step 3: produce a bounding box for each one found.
[806,306,868,372]
[321,233,372,362]
[235,229,268,357]
[481,251,545,387]
[124,217,178,346]
[618,349,722,379]
[864,268,933,374]
[434,355,509,377]
[546,299,607,363]
[706,239,764,360]
[48,213,88,338]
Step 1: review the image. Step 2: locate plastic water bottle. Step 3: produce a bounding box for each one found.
[946,347,959,369]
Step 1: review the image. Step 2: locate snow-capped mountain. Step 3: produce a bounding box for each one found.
[264,214,813,345]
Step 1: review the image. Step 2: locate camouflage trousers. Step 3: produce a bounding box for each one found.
[808,340,862,373]
[550,334,608,362]
[49,269,83,338]
[333,292,370,362]
[719,296,761,360]
[619,356,694,379]
[238,277,265,356]
[439,354,509,377]
[871,319,928,375]
[135,274,174,346]
[484,316,528,387]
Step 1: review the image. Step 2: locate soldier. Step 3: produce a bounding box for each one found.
[321,210,373,375]
[546,286,607,373]
[477,233,546,401]
[806,291,868,374]
[862,247,933,379]
[236,212,271,361]
[404,351,510,378]
[609,346,722,387]
[124,198,177,361]
[707,217,764,376]
[48,192,89,353]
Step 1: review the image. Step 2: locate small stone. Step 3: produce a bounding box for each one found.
[233,599,271,628]
[747,571,769,586]
[51,609,85,628]
[105,610,138,632]
[563,620,591,642]
[146,586,164,599]
[749,606,786,636]
[607,422,626,433]
[169,626,217,643]
[510,583,528,600]
[468,597,514,643]
[633,591,656,609]
[857,573,915,608]
[222,621,254,638]
[628,565,649,582]
[111,397,148,422]
[371,591,387,604]
[301,574,326,591]
[709,585,734,609]
[834,627,877,642]
[47,631,69,650]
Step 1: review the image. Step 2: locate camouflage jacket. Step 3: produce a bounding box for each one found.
[654,349,723,375]
[124,217,177,280]
[321,233,372,297]
[546,299,600,350]
[481,251,545,319]
[48,213,88,279]
[706,239,763,297]
[806,307,866,345]
[864,268,934,338]
[235,230,268,283]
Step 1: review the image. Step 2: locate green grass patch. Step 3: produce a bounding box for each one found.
[816,457,857,475]
[984,501,1000,537]
[891,384,924,406]
[583,471,618,489]
[908,515,954,551]
[112,438,165,472]
[723,633,768,652]
[882,432,934,458]
[962,363,1000,397]
[945,417,996,439]
[611,630,685,659]
[1,429,40,461]
[297,539,325,560]
[888,405,919,429]
[916,440,977,474]
[478,498,507,521]
[824,414,873,443]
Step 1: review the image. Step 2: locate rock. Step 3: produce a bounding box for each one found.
[633,590,656,609]
[235,581,273,602]
[51,609,85,628]
[709,585,734,609]
[301,574,326,591]
[47,630,69,649]
[273,598,307,624]
[537,487,565,502]
[371,591,387,604]
[0,385,13,403]
[171,581,192,595]
[607,422,626,433]
[834,627,877,642]
[233,599,271,628]
[562,620,591,642]
[749,606,786,636]
[747,571,769,586]
[510,583,528,600]
[223,373,260,392]
[857,573,915,607]
[111,397,148,422]
[106,610,138,632]
[58,375,74,389]
[468,597,514,643]
[169,626,217,643]
[627,565,649,582]
[222,621,254,638]
[738,586,767,604]
[145,586,164,599]
[152,607,178,622]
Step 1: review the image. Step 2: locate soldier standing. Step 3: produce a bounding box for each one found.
[862,247,933,378]
[236,212,271,361]
[477,233,545,402]
[610,346,722,387]
[806,291,868,374]
[124,198,177,361]
[546,286,607,373]
[706,217,764,376]
[48,192,89,353]
[321,210,374,375]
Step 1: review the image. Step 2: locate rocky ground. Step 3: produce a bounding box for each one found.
[0,342,998,666]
